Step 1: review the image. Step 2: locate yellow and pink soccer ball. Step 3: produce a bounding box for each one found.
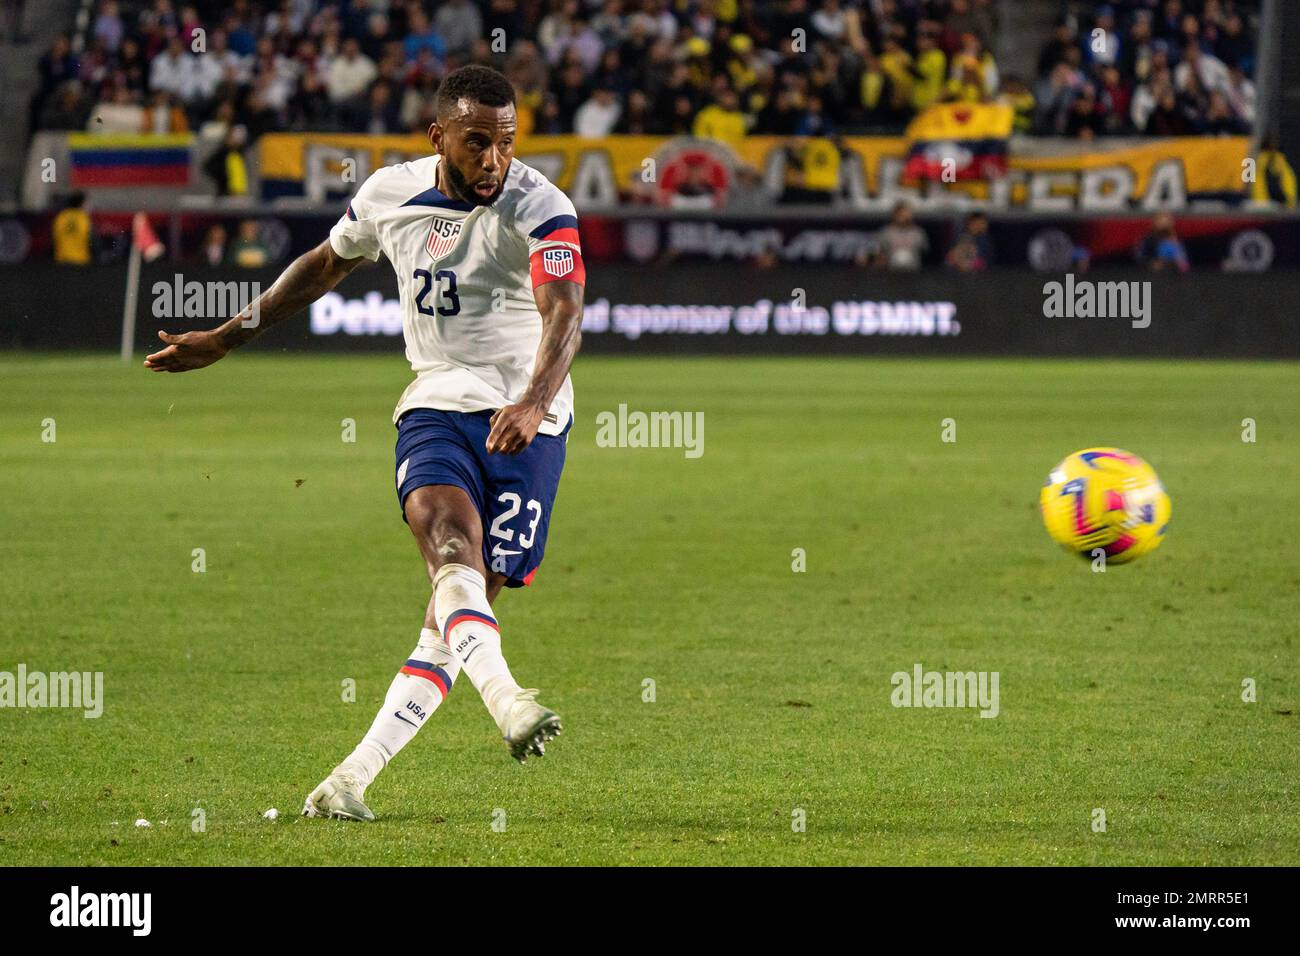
[1040,448,1171,565]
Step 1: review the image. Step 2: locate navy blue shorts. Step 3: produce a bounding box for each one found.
[395,409,568,588]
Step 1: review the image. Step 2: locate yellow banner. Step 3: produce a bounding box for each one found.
[905,102,1014,143]
[256,132,1250,210]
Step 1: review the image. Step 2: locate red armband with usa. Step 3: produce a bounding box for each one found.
[527,215,586,288]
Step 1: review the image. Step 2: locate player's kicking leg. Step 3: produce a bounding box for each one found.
[305,410,564,821]
[403,484,562,763]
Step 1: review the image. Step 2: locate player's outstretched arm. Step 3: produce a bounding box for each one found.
[143,239,368,373]
[487,278,583,455]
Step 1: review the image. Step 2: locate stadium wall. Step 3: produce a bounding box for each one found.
[7,262,1298,359]
[4,210,1296,270]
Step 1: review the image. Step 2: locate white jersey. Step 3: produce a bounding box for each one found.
[329,155,585,435]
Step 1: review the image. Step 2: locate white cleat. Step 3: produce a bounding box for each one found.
[302,771,376,822]
[501,689,562,764]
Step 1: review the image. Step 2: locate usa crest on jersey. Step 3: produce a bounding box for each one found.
[426,217,464,259]
[541,248,574,278]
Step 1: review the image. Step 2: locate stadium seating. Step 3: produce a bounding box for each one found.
[31,1,1257,144]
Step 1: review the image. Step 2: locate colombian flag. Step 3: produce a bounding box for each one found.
[68,134,192,188]
[903,103,1013,183]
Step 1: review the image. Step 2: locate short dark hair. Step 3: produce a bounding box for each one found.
[435,65,515,121]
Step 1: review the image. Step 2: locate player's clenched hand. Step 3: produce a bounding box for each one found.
[487,402,546,455]
[143,330,229,372]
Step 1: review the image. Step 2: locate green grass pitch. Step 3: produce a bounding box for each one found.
[1,352,1297,865]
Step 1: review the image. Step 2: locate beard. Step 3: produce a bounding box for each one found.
[444,159,504,207]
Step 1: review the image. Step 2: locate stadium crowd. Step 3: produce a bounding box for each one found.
[30,0,1260,146]
[1034,1,1259,138]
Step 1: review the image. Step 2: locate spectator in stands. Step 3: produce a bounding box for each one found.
[1083,5,1120,69]
[203,125,249,197]
[436,0,484,59]
[1038,22,1077,78]
[912,29,947,111]
[1136,213,1189,272]
[779,136,839,205]
[1224,65,1256,126]
[951,33,997,99]
[52,193,91,265]
[403,7,446,67]
[143,89,189,133]
[1251,136,1297,208]
[229,219,268,268]
[811,0,847,43]
[694,88,747,148]
[590,0,626,48]
[1203,91,1247,135]
[1065,86,1102,140]
[532,92,564,134]
[1093,65,1131,134]
[1122,11,1157,84]
[945,213,993,272]
[40,81,93,131]
[999,74,1035,133]
[1147,84,1193,135]
[38,0,1262,147]
[616,88,662,134]
[945,54,989,104]
[199,223,227,266]
[179,4,205,49]
[573,86,622,138]
[1131,63,1170,132]
[31,34,79,132]
[93,1,125,54]
[327,37,377,105]
[548,11,603,73]
[872,202,928,271]
[358,80,403,134]
[148,36,195,102]
[877,32,915,119]
[1216,12,1253,72]
[944,0,996,52]
[1176,40,1230,97]
[112,35,149,92]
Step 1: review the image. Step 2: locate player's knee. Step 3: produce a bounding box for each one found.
[436,533,471,562]
[411,509,478,567]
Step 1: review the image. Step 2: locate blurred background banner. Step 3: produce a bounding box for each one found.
[8,259,1298,358]
[21,131,1255,211]
[3,209,1293,272]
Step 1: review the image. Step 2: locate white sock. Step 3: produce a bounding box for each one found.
[335,627,459,788]
[433,563,522,730]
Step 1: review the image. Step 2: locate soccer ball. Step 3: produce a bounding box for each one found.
[1040,448,1171,565]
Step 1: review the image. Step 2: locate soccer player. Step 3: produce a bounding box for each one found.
[143,65,585,822]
